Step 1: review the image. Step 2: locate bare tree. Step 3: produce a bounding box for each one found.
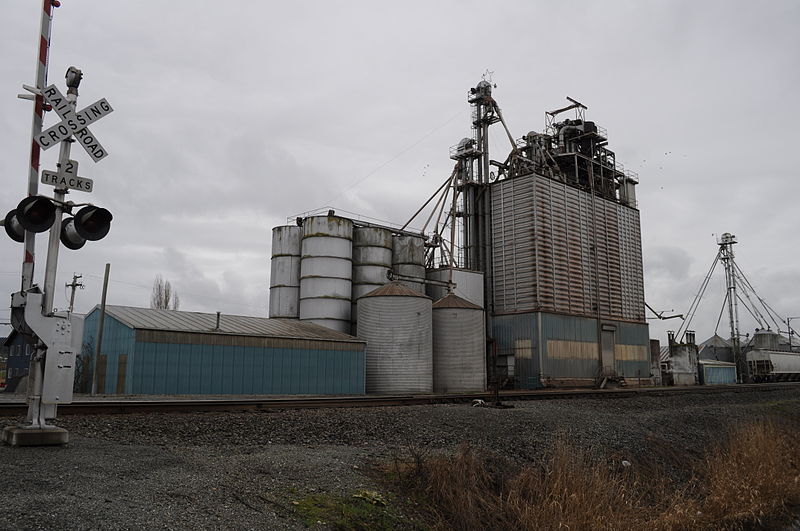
[150,275,180,310]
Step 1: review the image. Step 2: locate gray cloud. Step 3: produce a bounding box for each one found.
[2,1,799,344]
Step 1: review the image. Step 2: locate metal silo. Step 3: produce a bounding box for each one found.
[299,215,353,333]
[351,226,393,334]
[358,282,432,393]
[432,293,486,393]
[269,225,302,318]
[426,267,485,308]
[392,234,426,294]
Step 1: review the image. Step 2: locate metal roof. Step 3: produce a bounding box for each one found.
[96,305,361,342]
[359,281,430,299]
[698,334,732,350]
[432,293,482,310]
[698,359,736,367]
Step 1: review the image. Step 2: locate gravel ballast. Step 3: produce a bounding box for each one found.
[2,386,799,530]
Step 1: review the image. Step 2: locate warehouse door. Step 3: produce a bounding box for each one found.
[116,354,128,394]
[96,354,107,394]
[601,328,616,376]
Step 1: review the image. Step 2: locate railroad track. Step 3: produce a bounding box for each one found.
[0,382,798,416]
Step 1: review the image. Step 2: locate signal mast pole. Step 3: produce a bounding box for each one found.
[21,0,59,292]
[42,67,81,314]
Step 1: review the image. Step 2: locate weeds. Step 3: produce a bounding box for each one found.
[698,421,800,528]
[291,490,421,530]
[385,420,800,530]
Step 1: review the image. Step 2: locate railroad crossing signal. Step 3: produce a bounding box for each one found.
[3,72,113,249]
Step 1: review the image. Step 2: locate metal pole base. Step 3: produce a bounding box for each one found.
[2,425,69,447]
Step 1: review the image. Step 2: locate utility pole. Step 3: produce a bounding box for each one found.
[719,233,751,383]
[91,263,110,396]
[65,273,84,314]
[788,316,800,352]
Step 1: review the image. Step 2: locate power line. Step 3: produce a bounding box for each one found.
[677,250,721,340]
[323,108,466,206]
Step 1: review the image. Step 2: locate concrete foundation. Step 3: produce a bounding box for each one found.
[2,426,69,447]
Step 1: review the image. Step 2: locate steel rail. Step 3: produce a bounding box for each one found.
[0,382,798,417]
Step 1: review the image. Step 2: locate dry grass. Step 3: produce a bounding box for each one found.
[385,421,800,530]
[695,421,800,528]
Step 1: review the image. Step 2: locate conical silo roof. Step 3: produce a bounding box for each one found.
[359,281,430,299]
[432,293,482,310]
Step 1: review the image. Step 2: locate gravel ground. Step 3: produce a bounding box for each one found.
[2,385,799,530]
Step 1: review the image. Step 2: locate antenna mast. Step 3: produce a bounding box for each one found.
[718,233,751,383]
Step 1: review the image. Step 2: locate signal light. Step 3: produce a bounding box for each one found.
[15,196,56,233]
[2,196,56,242]
[73,205,112,241]
[3,197,112,249]
[59,217,85,250]
[3,209,24,242]
[60,206,112,249]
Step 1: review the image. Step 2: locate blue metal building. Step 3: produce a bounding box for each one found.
[2,331,35,393]
[698,359,737,385]
[82,306,365,395]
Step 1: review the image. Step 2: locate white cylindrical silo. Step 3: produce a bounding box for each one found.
[432,293,486,393]
[425,267,485,308]
[299,215,353,333]
[269,225,302,318]
[392,234,426,294]
[351,226,393,334]
[358,282,432,393]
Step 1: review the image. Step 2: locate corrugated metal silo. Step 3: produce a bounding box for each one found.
[351,226,393,334]
[299,215,353,333]
[392,234,426,293]
[269,225,302,318]
[358,282,432,393]
[432,293,486,393]
[426,267,485,308]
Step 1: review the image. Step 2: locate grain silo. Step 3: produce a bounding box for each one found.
[269,225,302,318]
[425,267,484,308]
[298,215,353,333]
[351,226,393,334]
[358,282,432,393]
[432,293,486,393]
[392,234,426,293]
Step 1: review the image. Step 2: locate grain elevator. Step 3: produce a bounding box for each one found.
[268,80,649,391]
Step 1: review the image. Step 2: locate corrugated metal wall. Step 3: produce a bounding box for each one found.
[131,341,364,395]
[491,173,645,323]
[701,365,737,385]
[83,310,365,395]
[493,312,650,388]
[83,310,136,394]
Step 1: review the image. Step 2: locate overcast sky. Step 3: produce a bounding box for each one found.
[2,1,799,344]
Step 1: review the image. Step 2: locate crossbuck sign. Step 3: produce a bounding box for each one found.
[36,84,113,162]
